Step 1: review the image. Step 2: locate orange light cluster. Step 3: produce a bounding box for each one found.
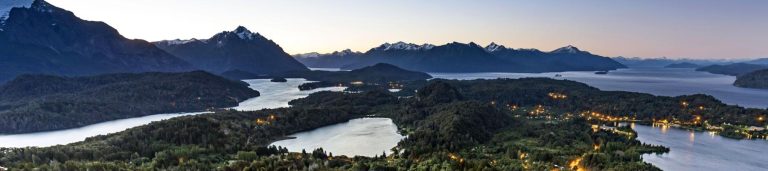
[529,105,546,115]
[448,153,464,163]
[507,104,519,111]
[255,114,279,126]
[582,111,630,122]
[548,92,568,100]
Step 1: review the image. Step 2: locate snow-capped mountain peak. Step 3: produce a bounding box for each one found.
[1,0,36,21]
[377,41,435,51]
[551,45,583,54]
[293,52,321,58]
[158,38,205,46]
[333,49,356,56]
[232,26,262,40]
[485,42,507,52]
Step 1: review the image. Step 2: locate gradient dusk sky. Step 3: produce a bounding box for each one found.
[45,0,768,59]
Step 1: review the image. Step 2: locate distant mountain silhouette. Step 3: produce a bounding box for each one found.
[611,57,729,68]
[278,63,432,83]
[154,26,309,75]
[664,62,700,68]
[294,49,364,68]
[294,42,626,73]
[0,0,194,83]
[487,43,626,72]
[696,63,768,76]
[747,58,768,65]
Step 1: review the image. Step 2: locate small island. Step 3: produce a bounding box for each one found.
[734,69,768,89]
[270,77,288,82]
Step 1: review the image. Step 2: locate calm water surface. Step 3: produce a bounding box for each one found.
[634,124,768,171]
[270,118,404,157]
[0,78,344,148]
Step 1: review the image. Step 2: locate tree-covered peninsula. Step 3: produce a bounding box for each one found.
[0,71,259,134]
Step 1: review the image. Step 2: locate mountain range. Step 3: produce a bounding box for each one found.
[154,26,308,74]
[0,0,194,83]
[0,0,309,83]
[3,0,627,83]
[295,42,626,73]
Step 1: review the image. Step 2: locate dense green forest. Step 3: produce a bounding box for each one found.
[734,69,768,89]
[0,71,260,134]
[0,79,669,170]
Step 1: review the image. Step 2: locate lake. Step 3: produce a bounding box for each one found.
[0,78,345,148]
[634,123,768,171]
[270,118,405,157]
[431,68,768,109]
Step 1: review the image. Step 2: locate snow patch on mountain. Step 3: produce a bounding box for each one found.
[485,42,507,52]
[377,42,435,51]
[294,49,362,58]
[333,49,359,56]
[158,38,205,46]
[294,52,321,58]
[233,26,262,40]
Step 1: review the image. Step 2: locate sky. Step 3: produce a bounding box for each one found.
[44,0,768,59]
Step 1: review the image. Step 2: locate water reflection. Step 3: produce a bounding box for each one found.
[688,132,695,144]
[635,124,768,170]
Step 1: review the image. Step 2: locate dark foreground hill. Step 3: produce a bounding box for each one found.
[0,71,259,134]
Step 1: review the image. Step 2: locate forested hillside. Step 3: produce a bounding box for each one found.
[0,71,259,134]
